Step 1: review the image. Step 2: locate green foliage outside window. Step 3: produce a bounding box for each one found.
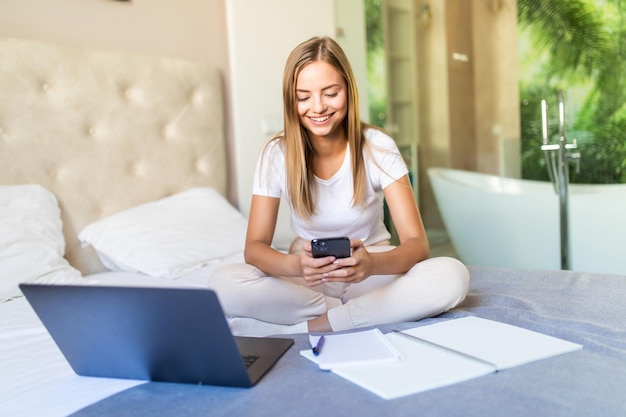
[364,0,388,128]
[519,0,626,184]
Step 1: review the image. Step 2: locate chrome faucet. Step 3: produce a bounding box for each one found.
[540,91,581,270]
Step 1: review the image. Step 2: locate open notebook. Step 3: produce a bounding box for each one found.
[310,317,583,400]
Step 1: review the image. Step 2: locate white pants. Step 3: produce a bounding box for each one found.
[207,246,469,332]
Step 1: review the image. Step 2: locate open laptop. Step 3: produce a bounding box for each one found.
[19,283,293,388]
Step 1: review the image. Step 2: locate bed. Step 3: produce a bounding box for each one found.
[1,37,625,417]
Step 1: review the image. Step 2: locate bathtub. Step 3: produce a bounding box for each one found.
[428,167,626,275]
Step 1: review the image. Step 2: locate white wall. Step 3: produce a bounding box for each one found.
[335,0,370,124]
[0,0,227,64]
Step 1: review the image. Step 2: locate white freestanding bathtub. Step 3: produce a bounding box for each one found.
[428,167,626,275]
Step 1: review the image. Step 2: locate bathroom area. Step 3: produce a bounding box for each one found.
[364,0,626,275]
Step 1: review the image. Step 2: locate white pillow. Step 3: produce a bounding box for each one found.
[0,185,82,301]
[78,188,248,279]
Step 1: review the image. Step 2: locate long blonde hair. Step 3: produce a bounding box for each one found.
[271,36,368,219]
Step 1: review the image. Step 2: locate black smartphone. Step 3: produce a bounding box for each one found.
[311,237,351,259]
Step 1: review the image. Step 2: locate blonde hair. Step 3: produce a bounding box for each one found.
[270,36,369,219]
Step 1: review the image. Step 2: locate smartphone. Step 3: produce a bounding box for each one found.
[311,237,351,259]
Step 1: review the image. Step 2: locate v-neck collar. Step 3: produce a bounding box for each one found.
[314,143,350,184]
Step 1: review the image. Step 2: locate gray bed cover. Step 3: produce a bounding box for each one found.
[70,266,626,417]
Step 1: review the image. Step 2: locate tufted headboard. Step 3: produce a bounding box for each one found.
[0,37,227,275]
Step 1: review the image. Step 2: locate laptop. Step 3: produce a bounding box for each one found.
[19,283,293,388]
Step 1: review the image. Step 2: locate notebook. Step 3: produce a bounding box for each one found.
[19,283,293,388]
[322,317,583,399]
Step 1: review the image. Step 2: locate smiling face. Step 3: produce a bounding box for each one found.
[295,61,348,142]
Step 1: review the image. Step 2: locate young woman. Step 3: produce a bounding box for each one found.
[207,36,469,336]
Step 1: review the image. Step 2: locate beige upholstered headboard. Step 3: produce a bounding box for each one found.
[0,37,227,275]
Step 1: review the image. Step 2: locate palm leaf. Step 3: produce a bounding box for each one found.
[518,0,610,78]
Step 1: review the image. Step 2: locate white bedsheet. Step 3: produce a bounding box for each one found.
[0,252,244,417]
[0,298,144,417]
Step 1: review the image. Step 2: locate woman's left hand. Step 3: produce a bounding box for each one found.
[321,239,372,284]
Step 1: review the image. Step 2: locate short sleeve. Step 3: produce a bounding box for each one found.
[252,139,285,198]
[365,129,409,190]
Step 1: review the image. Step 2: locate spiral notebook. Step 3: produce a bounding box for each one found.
[326,317,583,399]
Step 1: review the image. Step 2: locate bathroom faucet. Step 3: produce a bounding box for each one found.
[540,90,581,270]
[556,91,581,172]
[541,92,580,180]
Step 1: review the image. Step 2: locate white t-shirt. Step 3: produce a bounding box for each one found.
[252,128,409,246]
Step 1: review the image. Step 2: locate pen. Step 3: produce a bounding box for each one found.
[312,335,325,356]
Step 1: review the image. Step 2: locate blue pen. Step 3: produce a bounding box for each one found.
[312,335,325,356]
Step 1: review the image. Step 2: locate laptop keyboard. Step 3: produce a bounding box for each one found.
[242,355,260,368]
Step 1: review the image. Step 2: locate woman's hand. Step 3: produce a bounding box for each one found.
[300,239,372,286]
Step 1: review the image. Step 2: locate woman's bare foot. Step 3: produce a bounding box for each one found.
[307,313,333,332]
